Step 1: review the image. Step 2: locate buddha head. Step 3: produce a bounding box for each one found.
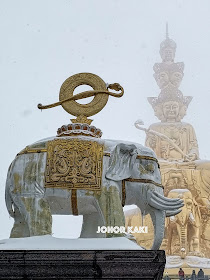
[148,89,192,122]
[154,71,169,89]
[159,38,176,63]
[162,101,180,122]
[153,62,184,90]
[170,72,183,87]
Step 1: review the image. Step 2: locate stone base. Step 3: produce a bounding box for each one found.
[0,250,165,279]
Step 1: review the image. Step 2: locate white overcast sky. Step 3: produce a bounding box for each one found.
[1,0,210,240]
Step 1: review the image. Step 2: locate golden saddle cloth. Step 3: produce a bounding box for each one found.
[45,138,104,191]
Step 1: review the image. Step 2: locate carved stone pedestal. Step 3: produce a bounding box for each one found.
[0,250,165,279]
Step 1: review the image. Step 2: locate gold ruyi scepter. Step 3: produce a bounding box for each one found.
[134,119,192,162]
[38,72,124,125]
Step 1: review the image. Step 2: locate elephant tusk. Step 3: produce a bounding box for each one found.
[149,197,180,211]
[154,191,183,203]
[148,191,183,211]
[149,190,184,207]
[189,212,195,222]
[151,191,184,207]
[166,209,183,217]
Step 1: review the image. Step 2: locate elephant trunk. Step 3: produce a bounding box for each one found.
[5,176,15,218]
[150,209,166,250]
[146,189,183,250]
[180,225,187,259]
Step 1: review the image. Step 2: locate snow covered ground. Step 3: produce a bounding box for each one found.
[166,255,210,269]
[0,235,143,250]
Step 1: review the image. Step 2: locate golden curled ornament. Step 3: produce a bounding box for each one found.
[38,73,124,117]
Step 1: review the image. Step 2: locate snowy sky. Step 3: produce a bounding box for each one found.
[1,0,210,240]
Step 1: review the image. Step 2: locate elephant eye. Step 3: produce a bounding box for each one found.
[145,164,155,173]
[139,162,155,174]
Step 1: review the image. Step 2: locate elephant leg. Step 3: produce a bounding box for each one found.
[96,186,125,237]
[20,196,52,236]
[80,212,106,238]
[189,226,201,253]
[80,197,106,238]
[167,224,173,255]
[10,205,30,238]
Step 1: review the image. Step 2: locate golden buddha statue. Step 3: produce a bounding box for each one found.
[132,28,210,261]
[146,71,210,209]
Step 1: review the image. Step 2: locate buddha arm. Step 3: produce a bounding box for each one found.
[145,123,200,162]
[145,126,187,159]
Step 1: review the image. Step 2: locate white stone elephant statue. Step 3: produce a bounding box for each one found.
[5,133,183,250]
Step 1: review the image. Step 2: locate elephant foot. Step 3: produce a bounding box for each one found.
[80,212,106,238]
[10,222,30,238]
[10,205,30,238]
[124,232,137,243]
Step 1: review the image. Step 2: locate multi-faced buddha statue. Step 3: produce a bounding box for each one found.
[145,30,210,211]
[133,29,210,259]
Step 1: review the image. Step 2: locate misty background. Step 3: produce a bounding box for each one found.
[1,0,210,240]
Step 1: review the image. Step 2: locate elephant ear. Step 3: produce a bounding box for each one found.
[105,143,138,181]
